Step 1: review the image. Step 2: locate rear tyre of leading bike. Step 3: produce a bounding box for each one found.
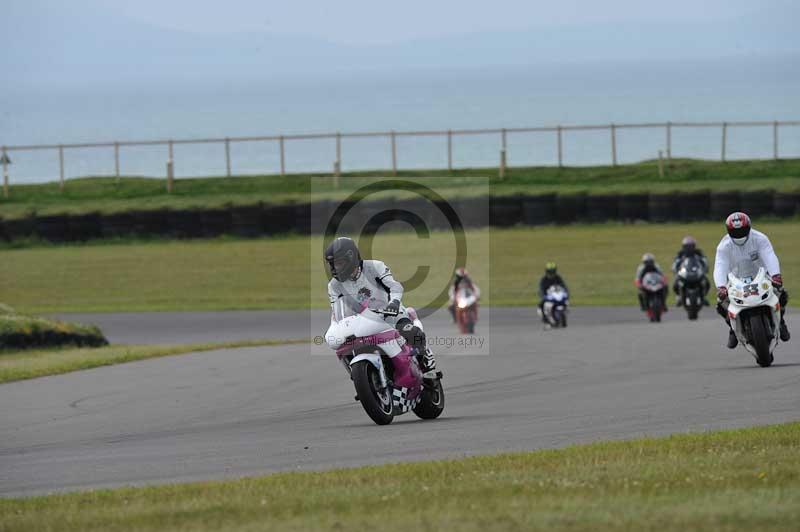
[352,361,394,425]
[648,295,662,323]
[413,379,445,420]
[748,314,774,368]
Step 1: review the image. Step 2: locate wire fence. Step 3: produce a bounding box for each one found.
[2,120,799,196]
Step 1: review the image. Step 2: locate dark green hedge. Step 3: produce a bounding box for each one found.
[0,305,108,350]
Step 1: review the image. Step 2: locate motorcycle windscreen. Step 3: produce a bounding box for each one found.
[732,259,757,282]
[332,296,362,322]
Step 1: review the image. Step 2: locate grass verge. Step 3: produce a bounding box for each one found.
[0,338,308,384]
[1,220,798,313]
[1,422,798,531]
[0,304,107,350]
[1,158,798,220]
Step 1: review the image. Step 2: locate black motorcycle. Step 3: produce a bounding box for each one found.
[676,255,706,320]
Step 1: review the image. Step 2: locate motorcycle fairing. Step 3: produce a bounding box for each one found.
[392,386,421,414]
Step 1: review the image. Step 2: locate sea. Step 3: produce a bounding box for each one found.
[2,56,799,184]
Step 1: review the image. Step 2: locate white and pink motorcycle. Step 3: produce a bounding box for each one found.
[325,300,444,425]
[726,263,782,367]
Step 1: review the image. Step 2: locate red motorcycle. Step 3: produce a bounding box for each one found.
[640,271,667,323]
[454,285,479,334]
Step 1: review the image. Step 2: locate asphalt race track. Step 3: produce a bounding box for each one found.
[2,307,798,497]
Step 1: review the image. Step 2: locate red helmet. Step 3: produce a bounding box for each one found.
[725,212,751,245]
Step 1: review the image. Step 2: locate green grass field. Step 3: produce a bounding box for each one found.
[1,158,798,220]
[0,339,306,383]
[2,422,797,532]
[1,220,797,314]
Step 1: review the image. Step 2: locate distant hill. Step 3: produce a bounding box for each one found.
[2,0,798,88]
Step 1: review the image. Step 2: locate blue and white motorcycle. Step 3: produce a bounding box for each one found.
[539,285,569,329]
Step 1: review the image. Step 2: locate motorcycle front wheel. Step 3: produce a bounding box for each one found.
[748,314,774,368]
[413,378,445,420]
[352,361,394,425]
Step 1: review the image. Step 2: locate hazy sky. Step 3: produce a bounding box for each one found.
[108,0,765,44]
[2,0,797,88]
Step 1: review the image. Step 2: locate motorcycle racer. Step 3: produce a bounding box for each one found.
[713,212,790,349]
[671,236,711,307]
[447,267,480,322]
[635,253,668,312]
[325,237,438,377]
[538,262,568,322]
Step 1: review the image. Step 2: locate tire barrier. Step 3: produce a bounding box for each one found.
[521,194,556,226]
[200,208,233,237]
[452,197,490,229]
[489,196,523,227]
[586,194,620,223]
[168,209,205,239]
[739,190,774,218]
[773,192,799,217]
[0,190,796,243]
[617,194,649,221]
[709,191,740,220]
[555,194,587,223]
[648,194,674,222]
[678,192,711,222]
[101,212,136,238]
[230,203,265,237]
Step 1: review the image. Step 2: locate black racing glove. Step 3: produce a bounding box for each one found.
[382,299,401,316]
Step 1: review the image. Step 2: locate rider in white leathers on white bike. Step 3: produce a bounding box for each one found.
[713,212,790,349]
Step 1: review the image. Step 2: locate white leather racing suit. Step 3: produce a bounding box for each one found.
[328,260,408,324]
[327,259,434,371]
[713,229,780,288]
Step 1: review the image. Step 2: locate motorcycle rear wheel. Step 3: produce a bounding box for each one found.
[648,295,662,322]
[413,379,445,420]
[352,361,394,425]
[748,314,774,368]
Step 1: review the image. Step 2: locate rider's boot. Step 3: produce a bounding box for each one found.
[638,293,647,311]
[675,295,683,307]
[727,328,739,349]
[779,319,791,342]
[420,347,439,379]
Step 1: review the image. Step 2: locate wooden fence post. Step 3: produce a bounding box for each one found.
[279,136,285,177]
[610,123,617,166]
[390,131,397,175]
[335,132,341,178]
[2,146,8,198]
[447,129,453,172]
[166,140,174,193]
[721,122,727,162]
[114,142,120,182]
[557,126,563,168]
[58,145,65,192]
[225,137,232,177]
[773,121,779,160]
[499,128,507,178]
[666,121,672,162]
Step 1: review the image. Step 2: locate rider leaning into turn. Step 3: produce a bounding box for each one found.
[538,262,568,321]
[671,235,711,306]
[324,237,438,378]
[635,253,668,311]
[447,267,480,322]
[713,212,791,349]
